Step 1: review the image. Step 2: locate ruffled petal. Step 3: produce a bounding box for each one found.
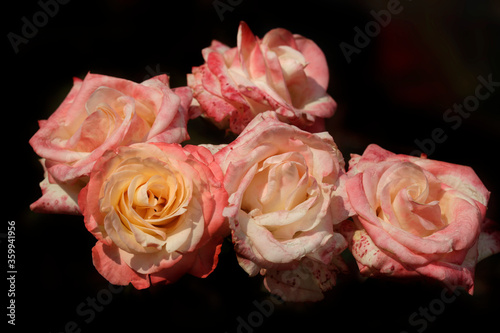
[30,159,81,215]
[92,241,150,289]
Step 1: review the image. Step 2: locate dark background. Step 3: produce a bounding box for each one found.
[5,0,500,332]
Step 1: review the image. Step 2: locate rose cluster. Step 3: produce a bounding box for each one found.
[29,22,499,302]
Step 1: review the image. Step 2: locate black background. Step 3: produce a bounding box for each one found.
[5,0,500,332]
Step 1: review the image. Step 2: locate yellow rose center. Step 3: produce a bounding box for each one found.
[101,157,192,248]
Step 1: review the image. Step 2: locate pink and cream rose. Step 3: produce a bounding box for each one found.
[187,21,337,134]
[215,111,349,301]
[29,73,192,215]
[344,144,500,293]
[78,142,228,289]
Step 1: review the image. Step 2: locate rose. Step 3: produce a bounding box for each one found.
[78,142,228,289]
[215,111,350,301]
[29,72,192,214]
[344,144,500,293]
[187,21,337,134]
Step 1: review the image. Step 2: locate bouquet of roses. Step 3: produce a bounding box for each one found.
[29,21,500,302]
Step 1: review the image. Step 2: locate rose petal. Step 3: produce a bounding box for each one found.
[262,256,345,302]
[294,34,329,90]
[92,241,150,289]
[187,236,224,278]
[30,159,81,215]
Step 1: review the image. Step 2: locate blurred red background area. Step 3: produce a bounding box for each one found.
[6,0,499,332]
